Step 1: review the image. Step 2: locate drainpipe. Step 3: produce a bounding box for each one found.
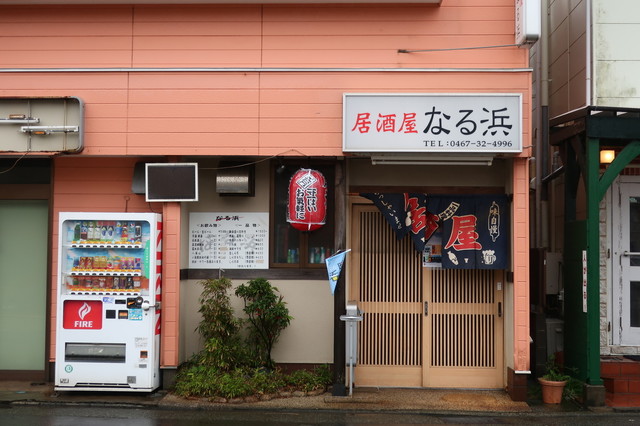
[586,0,593,107]
[539,0,550,249]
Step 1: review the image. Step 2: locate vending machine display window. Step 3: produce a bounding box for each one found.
[61,219,152,296]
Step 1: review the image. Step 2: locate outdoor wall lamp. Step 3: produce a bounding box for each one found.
[21,125,79,135]
[600,149,616,164]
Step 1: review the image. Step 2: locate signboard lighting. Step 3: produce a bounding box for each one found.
[0,115,39,124]
[21,125,79,135]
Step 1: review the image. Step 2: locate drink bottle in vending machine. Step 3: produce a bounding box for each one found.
[55,212,162,392]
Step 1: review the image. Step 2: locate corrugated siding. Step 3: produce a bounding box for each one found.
[0,72,530,157]
[0,2,523,69]
[0,2,530,157]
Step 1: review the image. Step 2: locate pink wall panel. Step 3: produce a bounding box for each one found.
[512,157,530,371]
[0,51,132,68]
[0,1,531,158]
[127,73,260,89]
[128,104,258,118]
[81,135,128,157]
[134,21,260,36]
[0,73,128,91]
[126,133,260,156]
[134,36,259,50]
[128,89,258,104]
[133,4,262,24]
[0,6,133,68]
[133,50,262,68]
[0,70,531,158]
[0,2,525,69]
[160,202,181,367]
[260,103,340,118]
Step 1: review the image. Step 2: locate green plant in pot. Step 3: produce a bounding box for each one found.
[538,354,571,404]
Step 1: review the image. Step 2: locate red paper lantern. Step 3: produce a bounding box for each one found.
[287,168,327,232]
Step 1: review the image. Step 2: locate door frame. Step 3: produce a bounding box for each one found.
[610,175,640,346]
[349,197,505,389]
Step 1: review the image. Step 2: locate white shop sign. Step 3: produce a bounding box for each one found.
[343,93,522,154]
[189,212,269,269]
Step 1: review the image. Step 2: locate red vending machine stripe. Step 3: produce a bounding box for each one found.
[155,218,162,335]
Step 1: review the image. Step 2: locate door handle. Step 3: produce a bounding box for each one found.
[424,301,428,316]
[498,302,502,318]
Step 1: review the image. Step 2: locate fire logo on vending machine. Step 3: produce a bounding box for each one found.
[63,300,103,329]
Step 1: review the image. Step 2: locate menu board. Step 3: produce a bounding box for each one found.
[189,212,269,269]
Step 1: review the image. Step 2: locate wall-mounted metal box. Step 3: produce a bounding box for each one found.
[216,163,255,196]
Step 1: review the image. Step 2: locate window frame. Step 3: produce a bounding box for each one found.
[269,160,335,269]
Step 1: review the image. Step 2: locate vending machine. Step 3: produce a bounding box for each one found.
[55,212,162,392]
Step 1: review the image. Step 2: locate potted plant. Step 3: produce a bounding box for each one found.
[538,354,570,404]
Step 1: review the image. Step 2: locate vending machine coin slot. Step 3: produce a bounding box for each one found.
[127,297,142,309]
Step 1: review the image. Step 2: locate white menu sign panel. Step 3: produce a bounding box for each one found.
[343,93,522,154]
[189,212,269,269]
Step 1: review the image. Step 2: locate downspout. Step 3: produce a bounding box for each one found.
[538,0,550,248]
[586,0,593,107]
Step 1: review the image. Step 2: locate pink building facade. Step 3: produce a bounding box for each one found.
[0,0,531,400]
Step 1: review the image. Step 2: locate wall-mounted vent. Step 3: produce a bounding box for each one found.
[216,163,255,196]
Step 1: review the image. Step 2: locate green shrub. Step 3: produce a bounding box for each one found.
[235,278,292,369]
[174,276,321,400]
[174,365,222,398]
[196,277,241,342]
[286,365,333,392]
[249,368,287,394]
[217,369,255,399]
[174,364,331,399]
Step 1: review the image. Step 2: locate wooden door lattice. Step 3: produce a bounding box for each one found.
[357,209,422,367]
[430,269,496,368]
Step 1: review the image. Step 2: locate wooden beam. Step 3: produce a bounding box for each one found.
[587,116,640,139]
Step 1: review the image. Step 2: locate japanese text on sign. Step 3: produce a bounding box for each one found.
[189,212,269,269]
[343,94,522,153]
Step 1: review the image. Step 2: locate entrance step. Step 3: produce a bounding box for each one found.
[601,356,640,407]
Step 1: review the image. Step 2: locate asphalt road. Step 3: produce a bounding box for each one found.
[2,405,640,426]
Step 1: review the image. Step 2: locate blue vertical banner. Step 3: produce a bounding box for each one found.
[325,249,351,295]
[427,195,509,269]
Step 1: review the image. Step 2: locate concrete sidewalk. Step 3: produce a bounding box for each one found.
[0,380,596,416]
